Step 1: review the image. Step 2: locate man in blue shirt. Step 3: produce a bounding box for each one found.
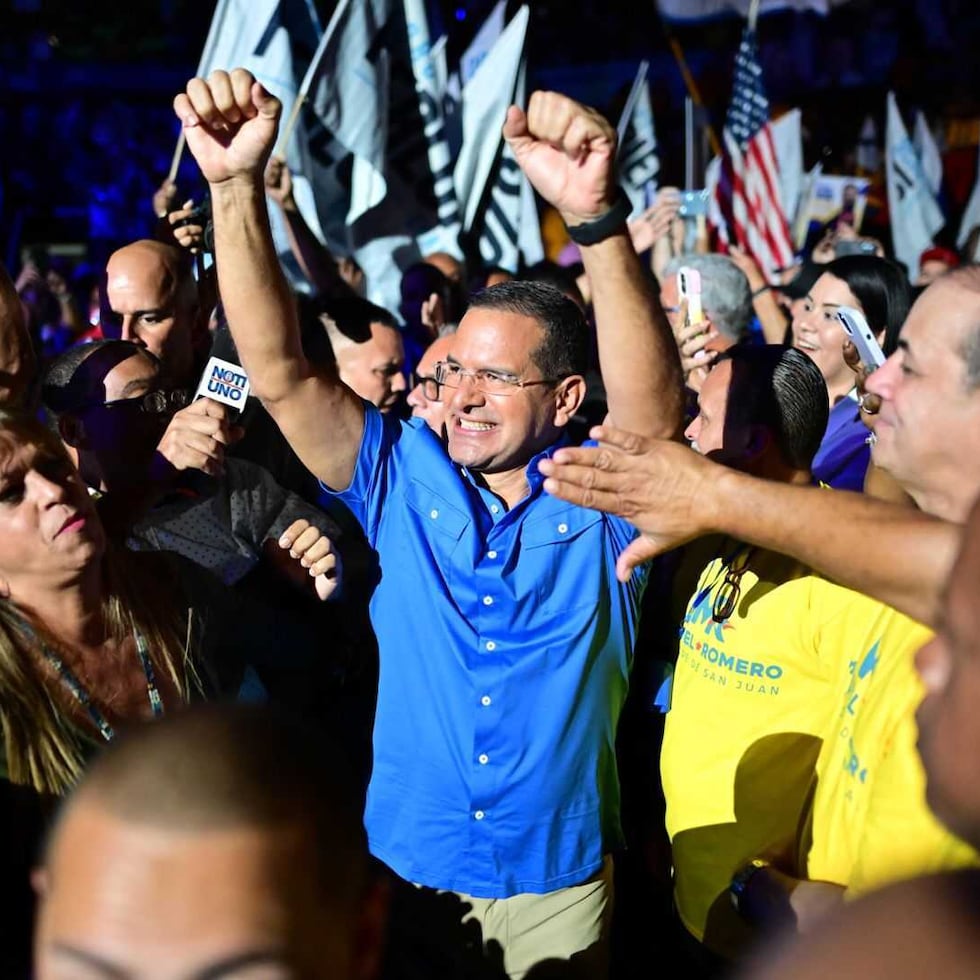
[176,72,682,977]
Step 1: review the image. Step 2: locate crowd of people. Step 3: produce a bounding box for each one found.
[2,60,980,980]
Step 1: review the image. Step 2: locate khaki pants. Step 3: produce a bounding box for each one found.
[450,856,615,979]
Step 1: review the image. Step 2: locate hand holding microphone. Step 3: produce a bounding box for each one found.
[154,397,244,479]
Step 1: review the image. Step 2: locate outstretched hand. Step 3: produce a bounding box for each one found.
[174,68,281,186]
[537,424,718,581]
[503,91,618,225]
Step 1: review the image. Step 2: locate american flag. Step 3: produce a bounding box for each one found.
[711,26,795,276]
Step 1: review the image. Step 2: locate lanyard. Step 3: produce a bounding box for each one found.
[21,621,163,741]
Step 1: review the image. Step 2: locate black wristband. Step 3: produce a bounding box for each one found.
[566,188,632,246]
[751,284,771,299]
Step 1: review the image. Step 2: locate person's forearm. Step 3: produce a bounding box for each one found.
[278,202,354,301]
[580,231,683,439]
[752,288,790,345]
[709,469,958,626]
[210,177,309,401]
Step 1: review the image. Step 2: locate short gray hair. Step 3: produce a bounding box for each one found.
[948,265,980,390]
[663,253,753,342]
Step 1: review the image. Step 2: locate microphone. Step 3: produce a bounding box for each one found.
[194,324,250,418]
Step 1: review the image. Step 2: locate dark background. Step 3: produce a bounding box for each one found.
[2,0,978,271]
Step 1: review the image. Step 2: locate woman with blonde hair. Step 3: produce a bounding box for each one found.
[0,408,267,796]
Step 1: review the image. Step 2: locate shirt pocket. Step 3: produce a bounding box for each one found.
[404,480,470,546]
[521,506,605,615]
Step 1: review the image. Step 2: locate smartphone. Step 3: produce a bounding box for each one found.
[834,239,877,258]
[677,266,703,326]
[836,305,885,370]
[678,189,709,219]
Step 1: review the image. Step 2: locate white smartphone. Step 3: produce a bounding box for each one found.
[677,266,703,325]
[836,305,885,370]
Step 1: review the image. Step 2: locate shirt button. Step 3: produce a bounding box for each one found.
[485,640,496,651]
[430,509,439,519]
[481,695,492,706]
[558,522,569,534]
[474,810,485,820]
[487,550,497,559]
[490,504,499,514]
[478,753,489,765]
[482,595,493,606]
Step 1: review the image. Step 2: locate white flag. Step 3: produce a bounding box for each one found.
[453,6,530,234]
[616,61,660,220]
[957,148,980,250]
[885,92,945,280]
[913,110,943,198]
[446,0,507,100]
[196,0,326,278]
[770,108,804,228]
[304,0,394,227]
[473,58,542,272]
[403,0,462,257]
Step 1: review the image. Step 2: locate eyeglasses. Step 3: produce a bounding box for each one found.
[100,389,192,415]
[712,547,755,623]
[409,372,442,402]
[434,361,558,397]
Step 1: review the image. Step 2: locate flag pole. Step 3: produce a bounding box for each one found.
[663,33,721,158]
[747,0,762,31]
[168,130,186,183]
[273,0,351,158]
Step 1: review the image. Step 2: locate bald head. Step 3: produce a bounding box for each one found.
[36,705,384,980]
[104,240,204,386]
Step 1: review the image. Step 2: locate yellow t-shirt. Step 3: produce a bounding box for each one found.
[805,582,979,890]
[660,541,928,958]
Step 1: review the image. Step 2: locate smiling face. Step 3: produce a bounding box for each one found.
[791,272,861,400]
[0,426,103,598]
[864,277,980,521]
[443,308,574,492]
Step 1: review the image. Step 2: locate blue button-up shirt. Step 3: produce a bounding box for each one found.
[322,406,648,898]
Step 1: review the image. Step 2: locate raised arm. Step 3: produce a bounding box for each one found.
[174,69,363,490]
[538,425,960,627]
[264,155,356,302]
[504,92,683,439]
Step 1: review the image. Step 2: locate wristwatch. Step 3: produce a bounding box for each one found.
[729,858,770,915]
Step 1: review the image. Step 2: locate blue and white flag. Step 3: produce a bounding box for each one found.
[913,110,943,198]
[885,92,945,280]
[616,61,660,220]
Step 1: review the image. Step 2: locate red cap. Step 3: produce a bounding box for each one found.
[919,246,960,270]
